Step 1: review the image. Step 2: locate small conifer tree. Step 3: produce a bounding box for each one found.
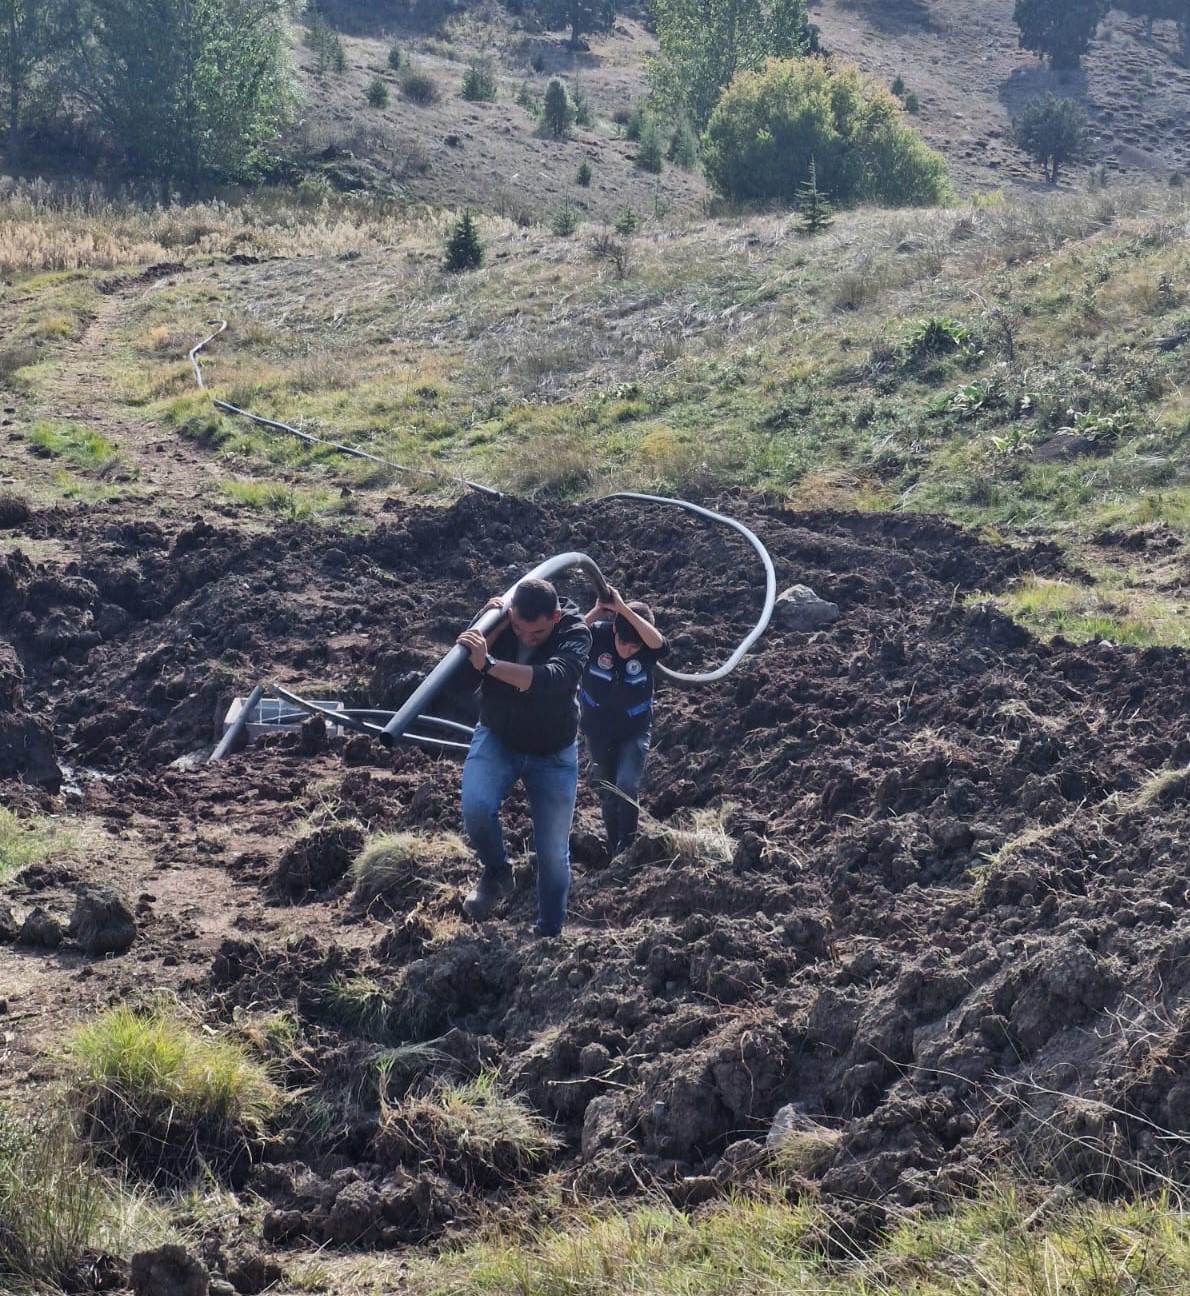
[797,158,833,232]
[543,77,576,137]
[636,116,664,173]
[462,57,498,102]
[576,158,593,186]
[367,75,389,109]
[444,210,485,272]
[668,118,698,168]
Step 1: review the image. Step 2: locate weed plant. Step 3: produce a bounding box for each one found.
[377,1072,560,1188]
[0,1109,179,1291]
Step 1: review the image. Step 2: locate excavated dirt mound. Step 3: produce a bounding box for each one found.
[3,490,1190,1262]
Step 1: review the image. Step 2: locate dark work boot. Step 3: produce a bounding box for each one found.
[462,869,515,922]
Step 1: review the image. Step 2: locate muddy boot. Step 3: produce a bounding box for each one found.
[462,869,515,922]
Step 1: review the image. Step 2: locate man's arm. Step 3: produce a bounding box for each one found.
[527,626,591,697]
[457,627,534,692]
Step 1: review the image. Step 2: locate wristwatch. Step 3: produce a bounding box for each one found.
[481,654,497,675]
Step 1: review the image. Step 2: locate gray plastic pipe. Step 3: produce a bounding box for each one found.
[601,492,777,684]
[379,551,610,748]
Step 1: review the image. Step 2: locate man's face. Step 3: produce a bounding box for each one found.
[509,607,560,649]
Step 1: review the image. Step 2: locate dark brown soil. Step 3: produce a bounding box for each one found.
[4,479,1190,1270]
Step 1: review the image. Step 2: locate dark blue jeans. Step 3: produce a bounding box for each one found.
[585,730,650,857]
[460,725,579,935]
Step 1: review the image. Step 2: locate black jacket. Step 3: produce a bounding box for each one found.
[470,599,591,755]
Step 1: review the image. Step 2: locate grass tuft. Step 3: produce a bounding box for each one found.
[67,1004,284,1185]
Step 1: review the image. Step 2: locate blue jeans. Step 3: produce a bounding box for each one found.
[460,725,579,935]
[586,730,650,857]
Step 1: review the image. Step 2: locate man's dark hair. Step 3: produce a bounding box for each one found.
[511,578,559,621]
[613,601,654,645]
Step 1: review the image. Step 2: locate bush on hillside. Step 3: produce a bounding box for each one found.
[1013,0,1110,70]
[701,56,951,209]
[401,67,440,105]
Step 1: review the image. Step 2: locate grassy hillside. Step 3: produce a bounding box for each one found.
[3,179,1189,647]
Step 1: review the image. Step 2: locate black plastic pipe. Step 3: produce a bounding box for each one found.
[379,551,610,748]
[208,683,263,762]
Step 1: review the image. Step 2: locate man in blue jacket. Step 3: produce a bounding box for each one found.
[456,577,591,938]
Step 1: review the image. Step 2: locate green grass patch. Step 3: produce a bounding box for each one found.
[991,575,1190,648]
[392,1189,1190,1296]
[215,479,354,520]
[27,421,121,472]
[0,807,73,882]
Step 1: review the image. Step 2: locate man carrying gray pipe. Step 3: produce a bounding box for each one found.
[455,577,591,938]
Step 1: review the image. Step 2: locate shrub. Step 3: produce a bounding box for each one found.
[702,55,951,208]
[636,116,664,173]
[444,209,485,271]
[572,77,594,126]
[615,206,640,235]
[624,102,646,141]
[387,43,402,70]
[462,57,498,102]
[401,67,440,104]
[306,13,347,75]
[366,75,389,109]
[517,80,542,116]
[543,77,576,137]
[576,158,593,186]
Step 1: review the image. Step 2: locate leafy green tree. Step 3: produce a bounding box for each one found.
[0,0,59,162]
[796,157,832,232]
[1011,93,1088,182]
[444,209,484,271]
[534,0,616,49]
[74,0,298,195]
[649,0,815,132]
[1013,0,1110,69]
[543,75,575,137]
[701,56,950,207]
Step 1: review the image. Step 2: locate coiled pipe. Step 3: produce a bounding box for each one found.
[601,492,777,684]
